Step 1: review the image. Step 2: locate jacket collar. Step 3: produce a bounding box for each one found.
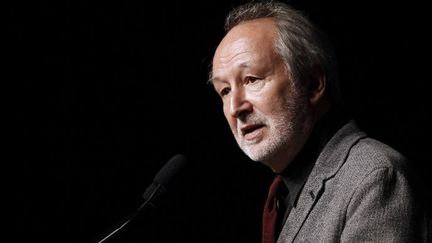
[277,120,367,243]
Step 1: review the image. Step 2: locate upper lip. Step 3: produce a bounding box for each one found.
[240,124,265,136]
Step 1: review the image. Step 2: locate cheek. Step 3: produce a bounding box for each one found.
[248,92,272,115]
[268,85,297,111]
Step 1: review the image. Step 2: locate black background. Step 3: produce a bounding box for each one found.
[10,0,430,242]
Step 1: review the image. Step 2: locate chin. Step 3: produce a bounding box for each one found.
[241,138,294,172]
[250,153,284,172]
[242,144,276,164]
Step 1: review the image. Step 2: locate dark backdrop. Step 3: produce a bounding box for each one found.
[10,0,430,242]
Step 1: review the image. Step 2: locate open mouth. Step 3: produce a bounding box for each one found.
[241,124,265,138]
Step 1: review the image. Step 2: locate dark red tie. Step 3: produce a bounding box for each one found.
[262,175,284,243]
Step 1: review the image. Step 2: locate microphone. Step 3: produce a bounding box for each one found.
[91,154,189,243]
[143,154,189,208]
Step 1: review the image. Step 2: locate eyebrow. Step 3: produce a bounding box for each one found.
[210,77,228,86]
[208,61,251,84]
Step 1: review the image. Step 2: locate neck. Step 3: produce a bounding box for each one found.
[271,102,347,173]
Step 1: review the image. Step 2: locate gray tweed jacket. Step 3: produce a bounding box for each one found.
[277,120,427,243]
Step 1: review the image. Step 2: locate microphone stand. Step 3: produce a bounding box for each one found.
[91,184,161,243]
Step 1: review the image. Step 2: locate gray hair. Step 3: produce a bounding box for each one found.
[222,1,341,105]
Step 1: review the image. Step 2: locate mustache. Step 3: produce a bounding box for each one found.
[237,114,266,129]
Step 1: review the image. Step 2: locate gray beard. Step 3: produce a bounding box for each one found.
[238,95,310,165]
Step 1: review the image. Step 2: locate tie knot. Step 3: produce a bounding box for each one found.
[268,175,285,199]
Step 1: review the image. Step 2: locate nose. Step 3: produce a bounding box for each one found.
[229,88,252,118]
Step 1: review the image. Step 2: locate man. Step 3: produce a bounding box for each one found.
[210,1,427,242]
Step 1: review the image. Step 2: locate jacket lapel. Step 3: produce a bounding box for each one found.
[277,120,366,243]
[278,173,326,242]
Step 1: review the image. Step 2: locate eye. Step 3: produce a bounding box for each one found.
[245,76,259,84]
[219,87,231,97]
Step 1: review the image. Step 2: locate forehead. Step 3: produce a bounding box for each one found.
[212,18,278,79]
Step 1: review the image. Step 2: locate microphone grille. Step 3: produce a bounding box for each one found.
[154,154,189,186]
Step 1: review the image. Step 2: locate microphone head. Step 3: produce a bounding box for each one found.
[142,154,189,205]
[154,154,189,187]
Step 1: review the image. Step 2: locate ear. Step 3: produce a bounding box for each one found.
[308,67,326,105]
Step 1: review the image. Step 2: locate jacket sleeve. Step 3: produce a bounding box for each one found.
[340,166,426,242]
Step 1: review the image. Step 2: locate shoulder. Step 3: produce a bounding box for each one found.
[334,135,420,213]
[320,121,416,196]
[349,137,407,167]
[345,137,411,179]
[316,119,410,181]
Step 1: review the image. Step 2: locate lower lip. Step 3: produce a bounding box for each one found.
[244,127,264,141]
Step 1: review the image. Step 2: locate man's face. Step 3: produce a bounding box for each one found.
[211,18,313,172]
